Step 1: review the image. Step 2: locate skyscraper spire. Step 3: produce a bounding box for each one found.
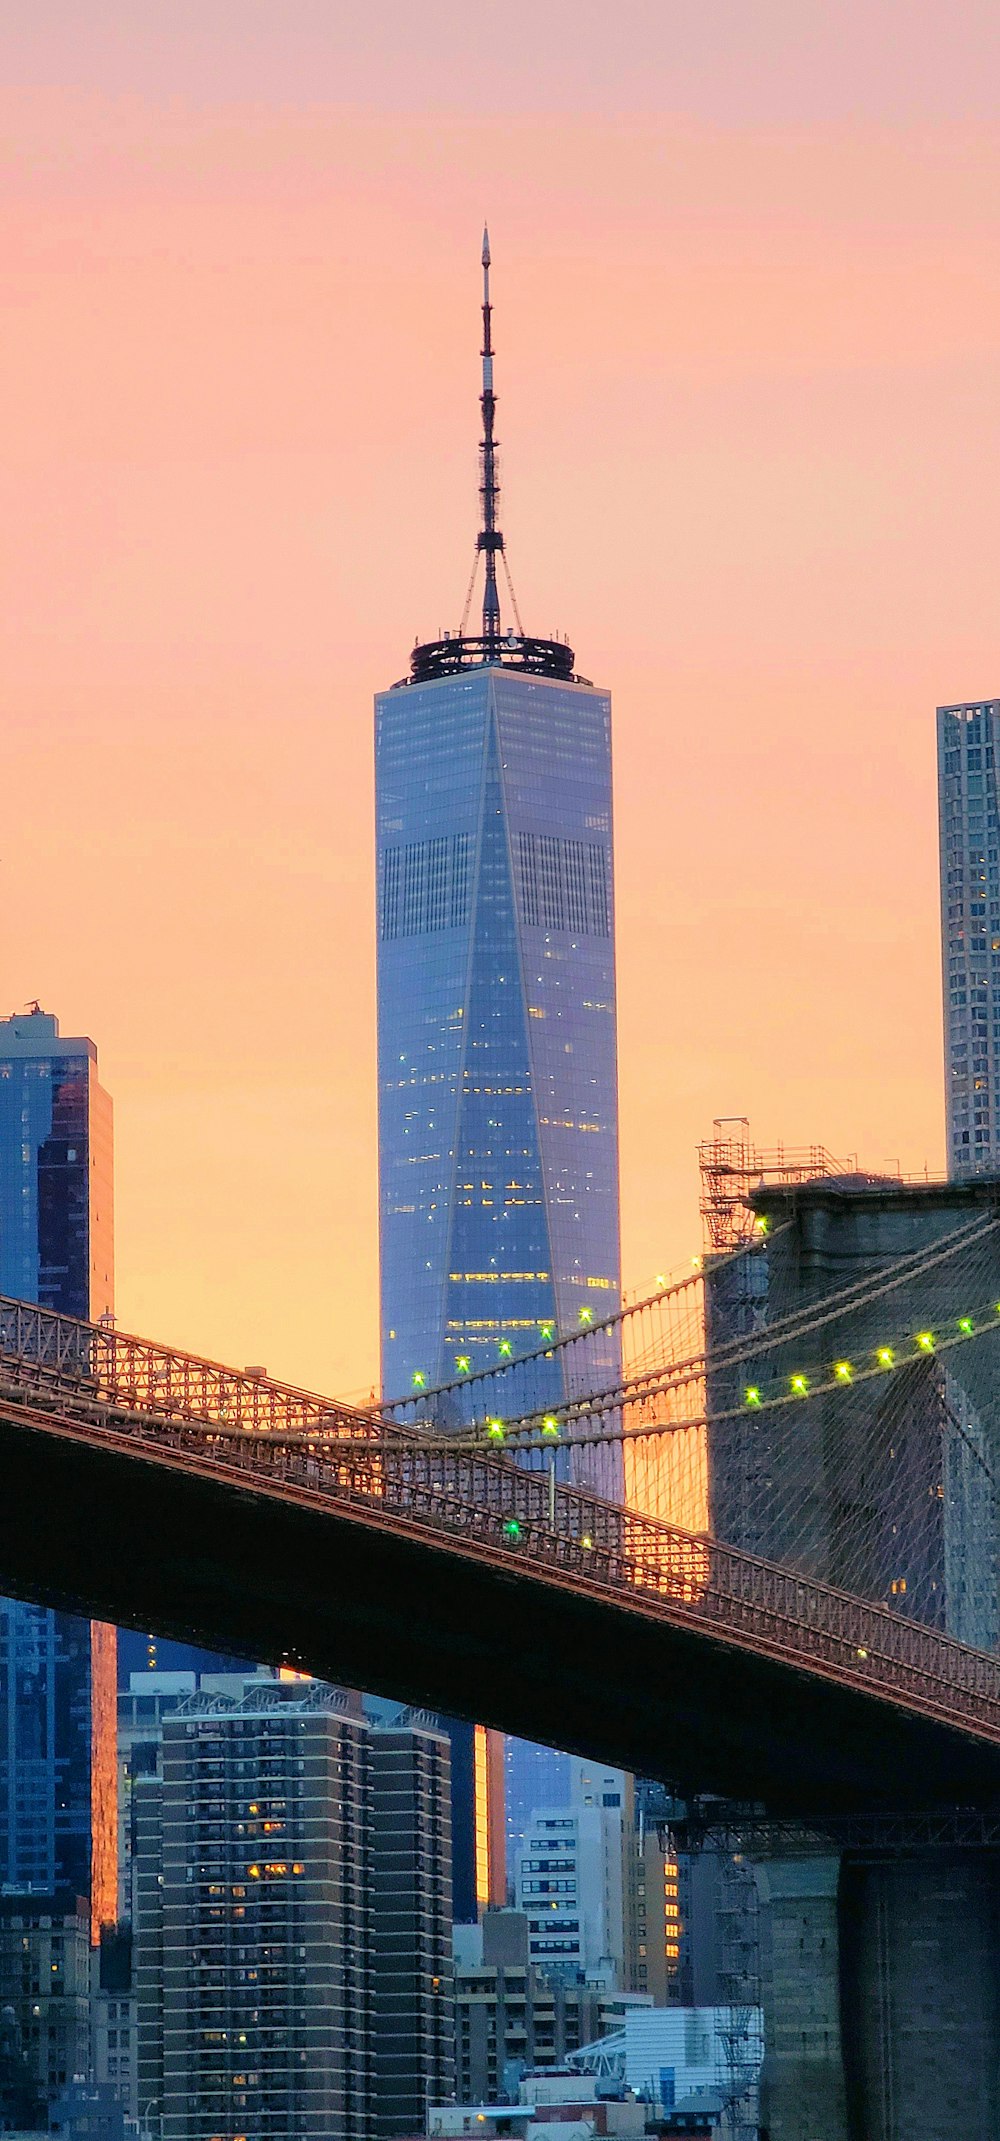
[478,223,502,644]
[406,231,577,684]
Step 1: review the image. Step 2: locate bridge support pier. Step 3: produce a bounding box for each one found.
[750,1838,1000,2141]
[753,1855,848,2141]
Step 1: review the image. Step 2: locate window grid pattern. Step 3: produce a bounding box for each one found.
[515,833,609,936]
[938,702,1000,1176]
[379,835,471,941]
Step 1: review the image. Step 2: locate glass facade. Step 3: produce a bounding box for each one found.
[0,1008,116,1939]
[376,655,623,1907]
[504,1737,571,1865]
[376,663,621,1405]
[938,701,1000,1176]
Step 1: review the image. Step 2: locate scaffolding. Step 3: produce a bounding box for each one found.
[698,1118,855,1252]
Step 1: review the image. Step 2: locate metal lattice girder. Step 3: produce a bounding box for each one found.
[670,1806,1000,1857]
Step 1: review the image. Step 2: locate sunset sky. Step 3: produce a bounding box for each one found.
[5,3,1000,1396]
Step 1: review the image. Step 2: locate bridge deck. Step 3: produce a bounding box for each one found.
[3,1376,1000,1814]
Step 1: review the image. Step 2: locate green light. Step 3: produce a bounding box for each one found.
[455,1355,471,1374]
[539,1322,555,1343]
[958,1317,974,1335]
[542,1416,559,1436]
[916,1332,935,1352]
[878,1347,894,1368]
[579,1306,594,1325]
[487,1419,505,1440]
[498,1339,513,1358]
[756,1215,770,1234]
[790,1374,808,1396]
[581,1534,594,1550]
[834,1361,852,1381]
[745,1386,762,1408]
[503,1519,522,1542]
[412,1371,426,1390]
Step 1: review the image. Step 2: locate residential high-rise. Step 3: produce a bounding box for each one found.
[371,1715,455,2140]
[0,1006,117,1942]
[133,1681,454,2141]
[375,235,621,1913]
[135,1680,375,2141]
[937,698,1000,1175]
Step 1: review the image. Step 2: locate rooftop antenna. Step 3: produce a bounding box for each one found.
[410,233,575,684]
[459,228,524,645]
[478,224,502,645]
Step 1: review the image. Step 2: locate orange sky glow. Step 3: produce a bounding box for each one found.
[4,4,1000,1397]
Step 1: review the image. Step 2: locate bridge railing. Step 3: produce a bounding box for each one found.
[0,1294,396,1445]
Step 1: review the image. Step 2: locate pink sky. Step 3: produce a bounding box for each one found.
[4,6,1000,1394]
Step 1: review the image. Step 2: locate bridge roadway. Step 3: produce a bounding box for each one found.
[2,1294,1000,1816]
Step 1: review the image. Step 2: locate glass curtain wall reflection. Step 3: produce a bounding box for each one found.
[0,1008,117,1942]
[376,663,622,1485]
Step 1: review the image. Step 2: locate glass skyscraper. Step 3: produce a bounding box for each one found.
[376,659,621,1398]
[937,699,1000,1175]
[375,235,622,1910]
[0,1007,117,1939]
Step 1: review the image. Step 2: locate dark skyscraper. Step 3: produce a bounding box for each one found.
[374,237,622,1912]
[0,1007,117,1939]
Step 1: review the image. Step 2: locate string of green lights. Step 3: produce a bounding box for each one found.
[384,1229,774,1408]
[386,1210,998,1426]
[415,1215,1000,1446]
[427,1294,1000,1473]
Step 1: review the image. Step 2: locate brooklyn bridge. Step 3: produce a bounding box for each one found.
[2,1182,1000,1810]
[5,1172,1000,2137]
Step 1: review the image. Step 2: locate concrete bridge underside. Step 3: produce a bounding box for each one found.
[4,1400,1000,1817]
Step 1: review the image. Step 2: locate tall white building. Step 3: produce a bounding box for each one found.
[514,1761,627,1987]
[938,699,1000,1174]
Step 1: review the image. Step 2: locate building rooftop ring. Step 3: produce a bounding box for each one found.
[400,632,586,688]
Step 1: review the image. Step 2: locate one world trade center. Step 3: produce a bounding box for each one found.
[374,233,622,1906]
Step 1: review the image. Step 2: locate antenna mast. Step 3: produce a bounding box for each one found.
[405,230,579,685]
[478,225,502,645]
